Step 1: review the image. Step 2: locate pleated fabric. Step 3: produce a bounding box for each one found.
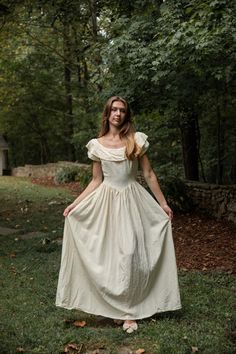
[56,132,181,319]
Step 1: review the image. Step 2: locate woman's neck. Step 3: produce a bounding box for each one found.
[106,126,121,139]
[99,127,125,147]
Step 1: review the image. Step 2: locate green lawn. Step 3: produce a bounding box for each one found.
[0,177,235,354]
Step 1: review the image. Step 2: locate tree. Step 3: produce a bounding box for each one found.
[0,0,235,185]
[98,0,236,183]
[0,0,107,164]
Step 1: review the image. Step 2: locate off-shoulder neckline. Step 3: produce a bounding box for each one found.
[95,139,126,150]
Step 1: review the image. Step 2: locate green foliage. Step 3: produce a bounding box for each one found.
[72,112,100,163]
[0,0,236,184]
[77,168,92,188]
[54,165,92,187]
[158,176,194,212]
[135,111,183,178]
[54,166,81,184]
[100,0,236,183]
[0,0,105,165]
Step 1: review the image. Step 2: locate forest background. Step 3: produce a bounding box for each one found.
[0,0,236,185]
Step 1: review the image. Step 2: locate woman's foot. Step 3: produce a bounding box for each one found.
[123,320,138,333]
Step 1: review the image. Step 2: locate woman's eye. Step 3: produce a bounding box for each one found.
[111,108,125,113]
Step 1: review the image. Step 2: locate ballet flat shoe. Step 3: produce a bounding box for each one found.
[123,321,138,333]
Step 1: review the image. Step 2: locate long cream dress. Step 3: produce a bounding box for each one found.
[56,132,181,319]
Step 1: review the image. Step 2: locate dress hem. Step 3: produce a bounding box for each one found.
[55,302,182,320]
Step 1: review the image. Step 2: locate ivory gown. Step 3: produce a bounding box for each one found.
[56,132,181,319]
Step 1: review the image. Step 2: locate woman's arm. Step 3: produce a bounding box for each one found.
[63,161,103,216]
[139,154,173,219]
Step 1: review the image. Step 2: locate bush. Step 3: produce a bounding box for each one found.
[158,176,194,212]
[138,170,193,212]
[54,166,92,187]
[54,166,81,184]
[77,168,92,188]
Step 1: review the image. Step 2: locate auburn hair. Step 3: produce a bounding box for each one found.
[98,96,141,160]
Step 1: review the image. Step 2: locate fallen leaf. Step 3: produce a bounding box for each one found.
[92,350,100,354]
[64,343,83,353]
[73,320,86,328]
[191,347,199,353]
[136,349,145,354]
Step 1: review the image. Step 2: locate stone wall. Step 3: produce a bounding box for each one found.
[12,161,89,178]
[185,181,236,224]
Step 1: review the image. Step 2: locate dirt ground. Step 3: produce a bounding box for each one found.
[173,212,236,274]
[32,177,236,274]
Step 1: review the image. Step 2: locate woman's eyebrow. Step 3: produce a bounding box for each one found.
[112,106,126,109]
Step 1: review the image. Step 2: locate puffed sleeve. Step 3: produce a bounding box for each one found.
[86,139,101,161]
[135,132,149,156]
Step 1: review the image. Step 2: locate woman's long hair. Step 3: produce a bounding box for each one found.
[98,96,141,160]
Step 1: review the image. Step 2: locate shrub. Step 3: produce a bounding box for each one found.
[76,169,92,188]
[54,166,81,184]
[54,166,92,188]
[158,176,194,212]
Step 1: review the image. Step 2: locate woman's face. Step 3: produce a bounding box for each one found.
[108,100,126,128]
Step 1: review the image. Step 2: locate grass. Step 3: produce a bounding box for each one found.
[0,176,236,354]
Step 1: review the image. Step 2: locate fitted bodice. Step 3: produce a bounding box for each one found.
[86,132,149,190]
[101,159,138,189]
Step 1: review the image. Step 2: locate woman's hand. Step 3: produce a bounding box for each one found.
[161,204,173,220]
[63,203,77,217]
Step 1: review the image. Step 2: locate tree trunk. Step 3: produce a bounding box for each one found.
[89,0,98,37]
[39,138,50,164]
[196,113,206,182]
[230,143,236,183]
[180,113,199,181]
[63,20,75,161]
[88,0,103,92]
[216,103,224,184]
[31,115,51,163]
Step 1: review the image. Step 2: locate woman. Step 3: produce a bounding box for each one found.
[56,96,181,333]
